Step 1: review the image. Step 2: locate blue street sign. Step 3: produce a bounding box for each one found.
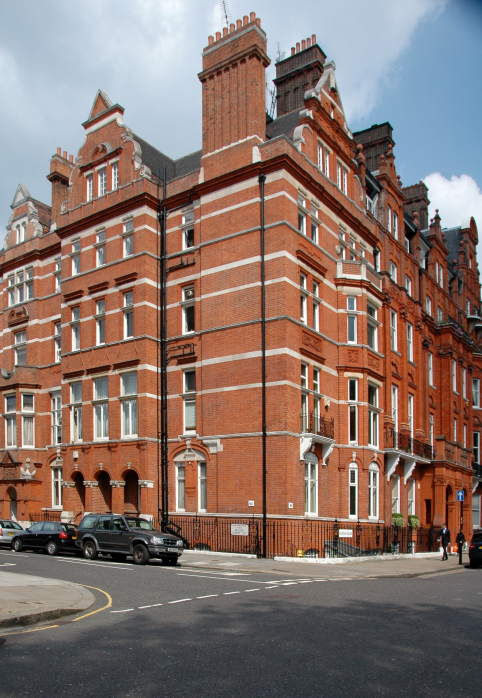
[456,490,465,502]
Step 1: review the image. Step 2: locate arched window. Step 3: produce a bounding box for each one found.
[348,464,358,518]
[51,466,62,508]
[368,463,379,520]
[176,464,185,511]
[391,475,400,514]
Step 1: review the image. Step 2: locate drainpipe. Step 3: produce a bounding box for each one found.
[259,174,267,558]
[158,172,169,530]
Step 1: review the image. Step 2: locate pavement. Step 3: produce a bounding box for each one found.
[0,571,95,628]
[0,550,468,630]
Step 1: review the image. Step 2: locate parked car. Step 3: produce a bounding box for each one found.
[0,519,24,547]
[468,530,482,568]
[76,513,184,565]
[11,521,78,556]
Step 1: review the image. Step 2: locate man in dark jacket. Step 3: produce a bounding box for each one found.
[439,524,451,560]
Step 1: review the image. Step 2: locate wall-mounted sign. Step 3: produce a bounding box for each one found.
[231,524,249,536]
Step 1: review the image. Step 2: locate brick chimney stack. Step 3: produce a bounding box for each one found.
[274,36,326,117]
[47,148,74,220]
[199,12,270,155]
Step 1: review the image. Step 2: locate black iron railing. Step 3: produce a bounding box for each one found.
[300,413,335,439]
[385,426,433,460]
[167,515,437,558]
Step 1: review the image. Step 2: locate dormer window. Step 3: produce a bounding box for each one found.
[98,167,107,197]
[337,162,348,194]
[15,220,26,244]
[86,174,93,202]
[112,162,119,191]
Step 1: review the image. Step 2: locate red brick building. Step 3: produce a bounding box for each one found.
[1,13,481,554]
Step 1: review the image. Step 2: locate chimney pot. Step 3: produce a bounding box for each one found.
[56,147,61,155]
[312,34,316,44]
[291,47,295,56]
[69,154,74,163]
[223,27,228,36]
[307,37,311,47]
[255,17,261,26]
[215,31,221,41]
[301,39,306,50]
[249,11,256,21]
[296,42,300,53]
[208,35,214,45]
[62,150,68,159]
[229,23,235,32]
[236,19,242,29]
[243,15,248,25]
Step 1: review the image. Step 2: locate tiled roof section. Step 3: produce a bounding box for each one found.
[443,226,462,266]
[175,150,202,177]
[133,135,201,182]
[266,110,301,140]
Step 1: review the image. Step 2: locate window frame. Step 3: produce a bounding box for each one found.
[348,463,358,518]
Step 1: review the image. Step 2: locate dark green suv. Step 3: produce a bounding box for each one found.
[76,513,184,565]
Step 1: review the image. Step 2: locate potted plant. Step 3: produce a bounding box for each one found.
[408,514,420,528]
[392,513,404,528]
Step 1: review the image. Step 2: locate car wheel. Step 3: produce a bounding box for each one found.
[82,540,98,560]
[132,544,149,565]
[46,541,58,556]
[111,553,127,562]
[12,538,23,552]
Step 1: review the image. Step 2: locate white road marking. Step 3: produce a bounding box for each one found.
[0,552,30,558]
[56,558,132,570]
[173,566,250,576]
[196,594,218,599]
[177,573,273,583]
[265,585,279,589]
[111,609,134,613]
[0,562,16,567]
[168,598,192,604]
[223,591,240,595]
[280,582,298,586]
[244,588,260,592]
[138,603,163,609]
[298,580,313,583]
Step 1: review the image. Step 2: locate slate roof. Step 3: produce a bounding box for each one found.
[266,110,301,140]
[132,134,201,182]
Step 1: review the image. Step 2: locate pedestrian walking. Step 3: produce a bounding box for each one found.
[439,524,451,560]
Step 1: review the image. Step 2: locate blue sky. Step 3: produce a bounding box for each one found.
[0,0,480,252]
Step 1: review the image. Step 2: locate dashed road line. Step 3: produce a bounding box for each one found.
[138,603,163,609]
[196,594,219,599]
[111,608,135,613]
[244,588,260,592]
[223,591,240,595]
[168,598,192,604]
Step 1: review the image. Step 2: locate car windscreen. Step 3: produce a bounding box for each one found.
[126,517,153,530]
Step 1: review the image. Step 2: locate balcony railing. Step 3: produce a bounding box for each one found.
[385,426,433,460]
[300,413,335,439]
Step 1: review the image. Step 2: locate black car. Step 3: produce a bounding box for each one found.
[76,513,184,565]
[468,530,482,568]
[11,521,78,556]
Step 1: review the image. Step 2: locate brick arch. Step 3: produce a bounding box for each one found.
[71,471,86,513]
[122,470,139,513]
[94,470,112,512]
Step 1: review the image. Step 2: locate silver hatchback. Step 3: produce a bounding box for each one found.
[0,519,24,546]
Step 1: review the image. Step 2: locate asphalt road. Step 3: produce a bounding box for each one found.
[0,550,480,698]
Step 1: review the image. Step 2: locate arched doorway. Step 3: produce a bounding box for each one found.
[445,485,453,532]
[7,487,17,519]
[123,470,139,513]
[72,472,85,512]
[96,471,112,512]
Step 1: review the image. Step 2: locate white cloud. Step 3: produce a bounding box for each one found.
[424,172,482,230]
[424,172,482,269]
